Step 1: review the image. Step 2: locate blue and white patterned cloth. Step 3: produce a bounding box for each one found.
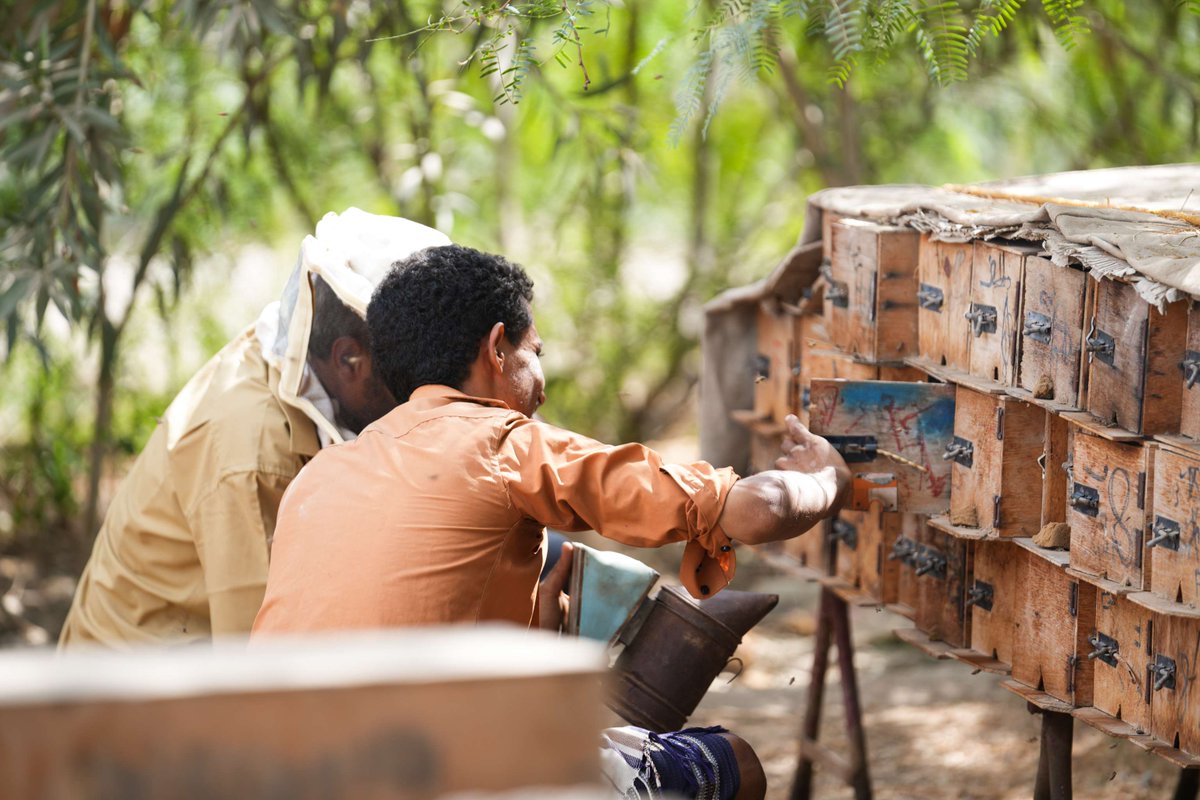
[600,725,740,800]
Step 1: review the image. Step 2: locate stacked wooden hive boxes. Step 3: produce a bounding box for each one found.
[738,211,1200,763]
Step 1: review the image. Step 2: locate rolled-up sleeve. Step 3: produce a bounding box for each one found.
[496,416,740,598]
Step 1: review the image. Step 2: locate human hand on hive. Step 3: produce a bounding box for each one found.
[776,414,851,507]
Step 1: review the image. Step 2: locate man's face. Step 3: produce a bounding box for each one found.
[498,321,546,418]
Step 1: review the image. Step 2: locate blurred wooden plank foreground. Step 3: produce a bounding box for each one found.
[0,627,606,799]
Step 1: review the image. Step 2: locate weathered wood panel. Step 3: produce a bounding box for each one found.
[1068,427,1153,589]
[913,523,972,648]
[916,237,974,371]
[968,540,1021,667]
[1090,589,1152,733]
[808,379,956,515]
[1086,280,1188,435]
[947,386,1045,537]
[1131,593,1200,756]
[1041,411,1071,527]
[1149,444,1200,606]
[1180,301,1200,441]
[754,302,796,425]
[967,241,1029,386]
[1018,258,1090,408]
[0,630,605,799]
[1010,546,1095,707]
[829,219,920,363]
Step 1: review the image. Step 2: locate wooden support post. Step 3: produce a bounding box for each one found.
[1175,768,1200,800]
[1030,704,1073,800]
[790,587,873,800]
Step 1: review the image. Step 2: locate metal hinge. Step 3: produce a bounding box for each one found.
[1147,516,1181,552]
[1087,631,1120,667]
[996,407,1005,440]
[965,303,998,337]
[1137,472,1146,510]
[1068,582,1078,617]
[942,436,974,468]
[1069,483,1100,516]
[918,283,944,312]
[993,495,1003,528]
[824,435,878,463]
[1023,311,1052,344]
[966,580,994,611]
[801,386,811,410]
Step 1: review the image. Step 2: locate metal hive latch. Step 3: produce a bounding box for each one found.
[917,283,944,312]
[824,435,879,464]
[1023,311,1052,344]
[1152,655,1177,691]
[827,281,850,309]
[1085,326,1116,366]
[965,580,994,611]
[830,517,858,550]
[1087,632,1119,667]
[888,537,918,566]
[1147,516,1181,551]
[913,547,947,579]
[1069,483,1100,516]
[965,303,998,337]
[1183,351,1200,389]
[942,437,974,468]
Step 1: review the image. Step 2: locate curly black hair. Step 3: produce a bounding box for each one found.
[367,244,534,402]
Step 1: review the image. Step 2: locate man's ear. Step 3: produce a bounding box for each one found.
[485,322,507,374]
[329,336,370,381]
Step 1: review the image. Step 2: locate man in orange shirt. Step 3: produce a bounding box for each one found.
[254,245,850,798]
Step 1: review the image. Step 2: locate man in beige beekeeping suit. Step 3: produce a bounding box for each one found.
[59,210,450,648]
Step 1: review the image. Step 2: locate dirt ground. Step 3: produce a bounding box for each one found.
[685,551,1185,800]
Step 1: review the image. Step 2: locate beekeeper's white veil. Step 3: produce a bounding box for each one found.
[255,208,451,446]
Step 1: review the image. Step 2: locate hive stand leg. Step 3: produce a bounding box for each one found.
[790,588,873,800]
[1030,705,1073,800]
[1174,768,1200,800]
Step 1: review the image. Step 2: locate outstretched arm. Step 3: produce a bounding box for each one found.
[717,415,850,545]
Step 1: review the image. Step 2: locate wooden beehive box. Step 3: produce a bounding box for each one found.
[795,315,881,426]
[808,379,956,515]
[1179,300,1200,441]
[1085,278,1188,435]
[0,629,606,798]
[826,219,920,363]
[831,506,905,604]
[916,237,974,371]
[1130,593,1200,757]
[1089,588,1153,733]
[947,385,1045,537]
[753,300,797,425]
[1009,542,1096,707]
[967,240,1035,386]
[1017,257,1091,409]
[1067,424,1154,590]
[860,509,905,604]
[1041,412,1071,528]
[1148,441,1200,606]
[887,514,924,619]
[967,539,1022,668]
[912,522,972,648]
